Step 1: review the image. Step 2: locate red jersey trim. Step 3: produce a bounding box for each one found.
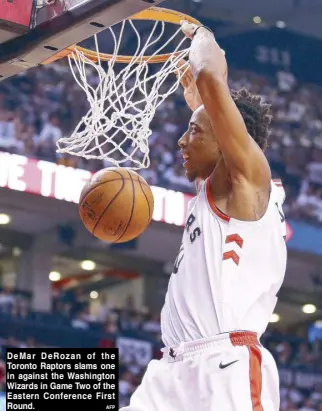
[206,178,230,222]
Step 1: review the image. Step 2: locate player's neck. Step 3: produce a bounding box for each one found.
[195,178,204,193]
[210,161,233,203]
[195,158,229,193]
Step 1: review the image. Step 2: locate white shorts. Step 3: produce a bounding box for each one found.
[120,331,280,411]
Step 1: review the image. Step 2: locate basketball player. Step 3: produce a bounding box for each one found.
[120,21,287,411]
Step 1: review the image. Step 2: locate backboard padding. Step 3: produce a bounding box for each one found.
[0,0,33,27]
[0,0,164,81]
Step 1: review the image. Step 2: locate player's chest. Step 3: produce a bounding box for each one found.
[172,208,223,275]
[183,203,224,245]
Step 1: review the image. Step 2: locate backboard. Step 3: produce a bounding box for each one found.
[0,0,164,81]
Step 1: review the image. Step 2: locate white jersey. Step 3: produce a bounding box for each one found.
[161,178,287,347]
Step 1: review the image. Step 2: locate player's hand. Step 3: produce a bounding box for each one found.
[180,20,200,39]
[180,20,226,56]
[176,59,203,111]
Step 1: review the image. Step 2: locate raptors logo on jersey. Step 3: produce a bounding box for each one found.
[161,178,287,347]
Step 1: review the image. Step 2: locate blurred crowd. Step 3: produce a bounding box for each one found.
[0,287,321,410]
[0,63,322,225]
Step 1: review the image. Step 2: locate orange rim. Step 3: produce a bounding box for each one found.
[43,7,201,65]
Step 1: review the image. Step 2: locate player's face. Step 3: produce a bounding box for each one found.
[178,106,220,182]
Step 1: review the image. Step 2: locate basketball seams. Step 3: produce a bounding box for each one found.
[91,169,128,235]
[138,176,152,224]
[79,169,153,243]
[80,177,150,205]
[79,169,125,204]
[89,184,125,236]
[114,170,136,243]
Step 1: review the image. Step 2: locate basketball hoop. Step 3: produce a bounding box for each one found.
[43,8,201,170]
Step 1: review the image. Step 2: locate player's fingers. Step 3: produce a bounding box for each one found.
[177,69,193,88]
[175,60,191,86]
[184,66,194,83]
[176,59,187,69]
[174,65,185,82]
[180,76,190,88]
[175,59,188,77]
[175,70,189,88]
[180,20,197,39]
[176,60,192,76]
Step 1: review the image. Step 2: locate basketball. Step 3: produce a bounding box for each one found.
[79,168,154,243]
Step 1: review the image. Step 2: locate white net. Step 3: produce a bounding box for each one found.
[56,19,191,170]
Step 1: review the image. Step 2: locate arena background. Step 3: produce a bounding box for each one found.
[0,0,322,410]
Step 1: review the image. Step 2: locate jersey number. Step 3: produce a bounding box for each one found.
[275,202,285,223]
[275,202,287,242]
[173,244,184,274]
[172,213,201,274]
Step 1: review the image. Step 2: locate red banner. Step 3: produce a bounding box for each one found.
[0,152,191,227]
[0,151,293,238]
[0,0,33,27]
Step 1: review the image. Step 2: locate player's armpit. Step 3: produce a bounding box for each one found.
[194,70,271,188]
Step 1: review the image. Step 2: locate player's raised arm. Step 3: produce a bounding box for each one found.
[180,21,271,188]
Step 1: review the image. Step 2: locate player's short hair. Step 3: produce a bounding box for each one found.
[231,88,272,151]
